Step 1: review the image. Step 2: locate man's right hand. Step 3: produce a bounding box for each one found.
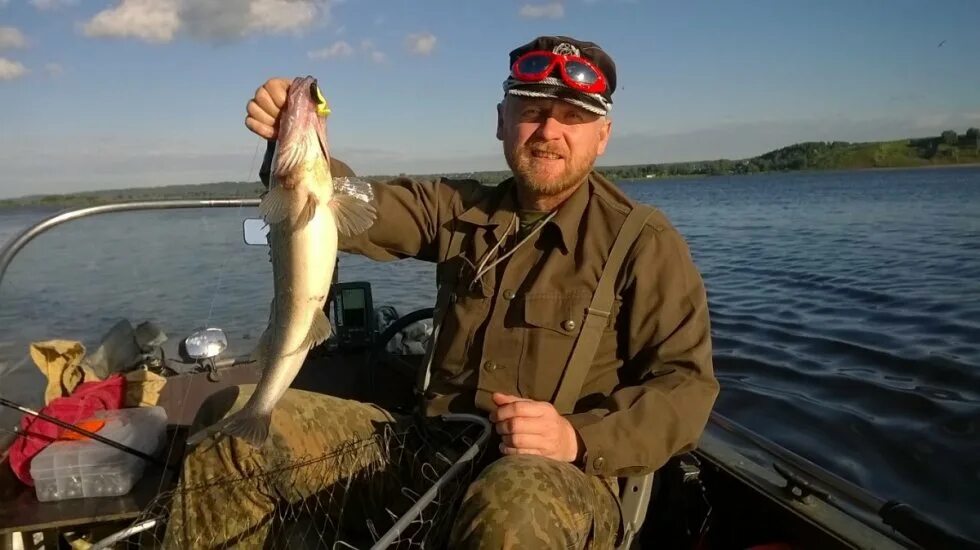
[245,78,291,140]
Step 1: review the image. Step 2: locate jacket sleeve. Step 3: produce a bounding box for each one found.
[564,223,720,477]
[259,140,460,263]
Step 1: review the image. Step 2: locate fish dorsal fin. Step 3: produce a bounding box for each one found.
[329,177,377,236]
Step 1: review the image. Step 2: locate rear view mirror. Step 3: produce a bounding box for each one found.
[243,218,269,246]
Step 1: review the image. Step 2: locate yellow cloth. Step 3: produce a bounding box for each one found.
[123,369,167,408]
[29,339,165,407]
[29,340,97,405]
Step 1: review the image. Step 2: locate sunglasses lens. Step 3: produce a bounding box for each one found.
[564,60,599,86]
[516,53,553,76]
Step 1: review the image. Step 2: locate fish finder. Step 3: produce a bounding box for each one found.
[329,281,375,350]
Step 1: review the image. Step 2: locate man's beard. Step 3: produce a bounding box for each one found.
[506,142,595,195]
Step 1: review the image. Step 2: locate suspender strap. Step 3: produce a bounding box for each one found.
[416,224,466,396]
[552,205,655,415]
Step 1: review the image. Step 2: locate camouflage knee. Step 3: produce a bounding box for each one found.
[449,455,620,549]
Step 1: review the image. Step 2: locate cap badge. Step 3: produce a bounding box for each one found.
[552,42,580,56]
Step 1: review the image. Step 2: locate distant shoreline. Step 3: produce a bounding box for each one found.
[620,161,980,182]
[2,132,978,208]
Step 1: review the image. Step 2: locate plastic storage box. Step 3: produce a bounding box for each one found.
[30,406,168,502]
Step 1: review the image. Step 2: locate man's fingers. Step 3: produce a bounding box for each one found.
[492,392,528,405]
[266,78,289,108]
[245,117,275,140]
[502,433,548,450]
[491,400,546,422]
[253,85,281,119]
[499,444,543,456]
[494,417,547,436]
[247,99,276,127]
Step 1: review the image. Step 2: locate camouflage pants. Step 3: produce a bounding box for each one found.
[162,385,620,549]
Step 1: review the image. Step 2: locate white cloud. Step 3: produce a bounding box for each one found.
[44,62,63,76]
[519,2,564,19]
[82,0,181,43]
[360,39,386,64]
[0,57,27,80]
[308,40,353,60]
[81,0,329,44]
[246,0,318,35]
[405,32,436,56]
[0,26,26,50]
[30,0,79,10]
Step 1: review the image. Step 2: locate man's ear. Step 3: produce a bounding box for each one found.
[596,116,612,156]
[495,101,505,141]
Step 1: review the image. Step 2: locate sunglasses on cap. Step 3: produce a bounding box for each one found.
[511,50,608,95]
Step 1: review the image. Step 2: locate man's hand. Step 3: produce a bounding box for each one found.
[245,77,291,140]
[490,393,580,462]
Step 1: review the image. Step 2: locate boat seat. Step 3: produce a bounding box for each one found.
[617,472,656,549]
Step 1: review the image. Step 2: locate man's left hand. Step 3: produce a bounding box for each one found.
[490,393,579,462]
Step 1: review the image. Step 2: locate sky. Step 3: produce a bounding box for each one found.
[0,0,978,198]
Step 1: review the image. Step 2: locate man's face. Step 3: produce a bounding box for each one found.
[497,96,612,197]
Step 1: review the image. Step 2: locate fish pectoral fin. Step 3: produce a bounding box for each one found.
[260,185,291,225]
[295,192,319,230]
[275,132,315,177]
[328,192,377,236]
[186,410,272,448]
[302,308,333,350]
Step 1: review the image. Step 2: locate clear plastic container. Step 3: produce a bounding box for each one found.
[30,406,167,502]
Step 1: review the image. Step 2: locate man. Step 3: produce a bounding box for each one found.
[166,35,718,549]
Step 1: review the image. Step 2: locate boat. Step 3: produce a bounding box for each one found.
[0,200,975,549]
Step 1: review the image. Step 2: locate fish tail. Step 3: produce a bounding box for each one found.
[185,409,272,448]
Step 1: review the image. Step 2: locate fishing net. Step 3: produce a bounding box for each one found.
[89,413,491,550]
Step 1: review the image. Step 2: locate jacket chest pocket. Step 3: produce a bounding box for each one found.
[518,292,593,401]
[432,258,485,376]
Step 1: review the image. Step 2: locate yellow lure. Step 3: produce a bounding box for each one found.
[314,85,331,117]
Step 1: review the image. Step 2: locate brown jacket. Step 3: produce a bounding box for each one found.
[260,143,718,476]
[336,171,719,478]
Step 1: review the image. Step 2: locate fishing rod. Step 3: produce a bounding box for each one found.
[0,397,176,472]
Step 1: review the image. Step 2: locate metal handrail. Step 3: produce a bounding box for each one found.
[0,199,260,289]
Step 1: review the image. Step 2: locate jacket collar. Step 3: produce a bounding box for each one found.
[457,172,599,254]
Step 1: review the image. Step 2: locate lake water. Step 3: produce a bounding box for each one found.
[1,167,978,540]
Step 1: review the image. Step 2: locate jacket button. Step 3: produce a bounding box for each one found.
[593,456,605,470]
[562,319,576,331]
[483,360,498,371]
[503,289,516,300]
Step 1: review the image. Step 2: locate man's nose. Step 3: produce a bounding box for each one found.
[535,115,564,140]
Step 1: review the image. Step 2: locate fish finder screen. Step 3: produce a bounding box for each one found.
[341,288,366,327]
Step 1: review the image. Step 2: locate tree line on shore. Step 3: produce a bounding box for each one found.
[3,129,978,208]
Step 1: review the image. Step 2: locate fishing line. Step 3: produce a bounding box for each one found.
[204,138,263,327]
[153,137,264,498]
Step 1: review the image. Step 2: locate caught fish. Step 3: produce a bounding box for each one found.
[187,76,376,447]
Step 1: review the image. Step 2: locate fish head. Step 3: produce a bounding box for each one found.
[274,75,332,187]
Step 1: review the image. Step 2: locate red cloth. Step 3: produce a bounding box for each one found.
[8,374,126,486]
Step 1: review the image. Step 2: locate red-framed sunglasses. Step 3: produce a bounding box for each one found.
[511,50,608,95]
